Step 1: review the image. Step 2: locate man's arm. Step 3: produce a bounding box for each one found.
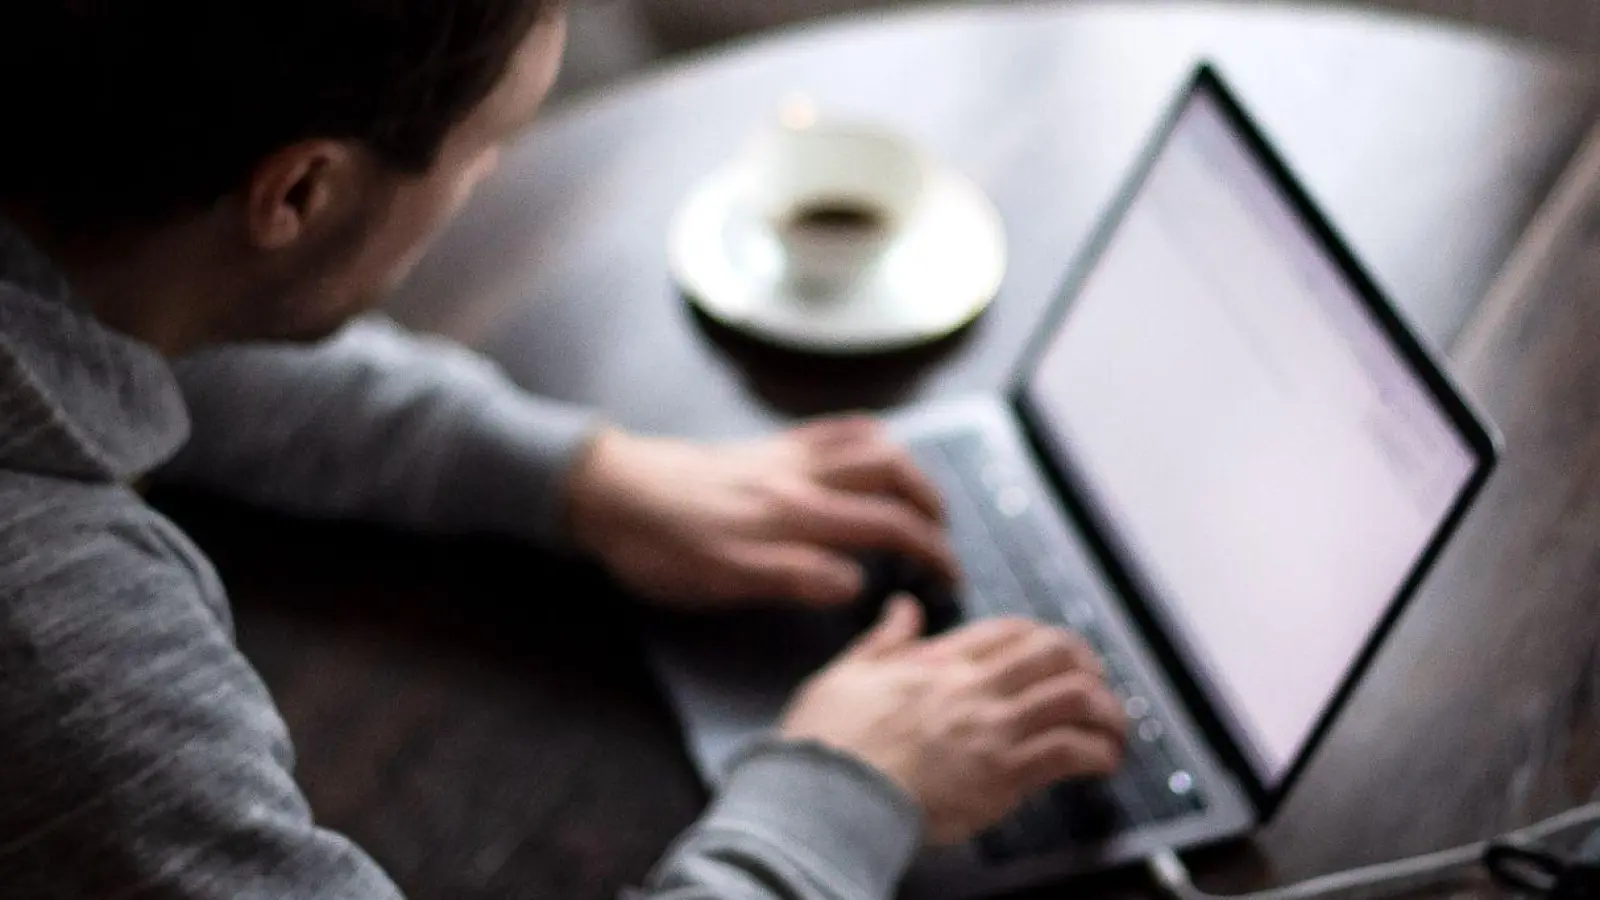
[163,318,963,609]
[641,743,921,900]
[0,488,920,900]
[160,314,597,547]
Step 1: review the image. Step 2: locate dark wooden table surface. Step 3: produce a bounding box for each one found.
[158,4,1600,899]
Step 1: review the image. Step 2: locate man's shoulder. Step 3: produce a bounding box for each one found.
[0,467,227,628]
[0,469,323,899]
[0,467,252,762]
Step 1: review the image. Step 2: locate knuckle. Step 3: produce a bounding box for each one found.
[963,618,1017,646]
[1013,631,1071,673]
[954,661,991,694]
[1098,694,1131,735]
[1085,739,1121,774]
[850,436,897,464]
[760,479,809,512]
[876,506,925,540]
[848,417,890,441]
[1040,635,1081,668]
[1050,741,1095,776]
[973,700,1012,736]
[771,565,816,599]
[817,418,879,452]
[1011,751,1062,789]
[992,617,1036,639]
[1058,629,1094,659]
[825,499,890,539]
[883,446,918,473]
[1077,735,1119,770]
[1039,627,1075,648]
[1056,678,1096,717]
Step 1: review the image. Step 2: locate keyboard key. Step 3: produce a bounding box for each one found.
[996,485,1031,517]
[1168,770,1195,796]
[1142,718,1167,741]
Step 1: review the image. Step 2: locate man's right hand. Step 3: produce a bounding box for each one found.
[779,595,1126,846]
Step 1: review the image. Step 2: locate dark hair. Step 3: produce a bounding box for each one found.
[0,1,554,228]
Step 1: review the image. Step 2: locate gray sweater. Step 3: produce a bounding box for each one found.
[0,218,922,899]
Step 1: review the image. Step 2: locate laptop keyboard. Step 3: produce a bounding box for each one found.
[910,432,1207,863]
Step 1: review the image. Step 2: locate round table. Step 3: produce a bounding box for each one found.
[185,5,1600,900]
[391,2,1595,438]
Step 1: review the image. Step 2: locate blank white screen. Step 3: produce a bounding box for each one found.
[1029,91,1476,781]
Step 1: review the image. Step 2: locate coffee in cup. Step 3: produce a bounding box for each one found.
[735,119,930,293]
[784,198,890,238]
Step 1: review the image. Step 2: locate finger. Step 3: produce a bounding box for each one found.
[979,628,1102,695]
[814,442,946,524]
[788,490,960,584]
[729,543,865,606]
[1003,672,1126,742]
[848,593,924,658]
[1008,729,1124,792]
[920,616,1037,663]
[791,415,882,449]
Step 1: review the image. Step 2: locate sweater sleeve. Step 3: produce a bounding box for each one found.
[638,741,925,900]
[158,314,599,548]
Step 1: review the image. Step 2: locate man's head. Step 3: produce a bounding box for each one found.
[0,1,566,349]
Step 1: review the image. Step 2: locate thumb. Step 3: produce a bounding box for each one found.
[849,593,924,659]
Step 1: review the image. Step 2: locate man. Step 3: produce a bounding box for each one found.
[0,3,1127,899]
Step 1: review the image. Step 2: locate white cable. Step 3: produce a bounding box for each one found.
[1146,802,1600,900]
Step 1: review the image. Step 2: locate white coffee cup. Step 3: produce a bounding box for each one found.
[734,118,930,294]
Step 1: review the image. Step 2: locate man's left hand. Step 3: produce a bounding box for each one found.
[565,417,959,609]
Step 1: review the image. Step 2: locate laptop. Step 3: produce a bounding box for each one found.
[644,64,1500,898]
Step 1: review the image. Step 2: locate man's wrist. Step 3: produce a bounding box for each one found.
[699,738,924,898]
[433,389,602,548]
[563,426,627,559]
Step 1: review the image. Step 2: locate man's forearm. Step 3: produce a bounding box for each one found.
[161,315,599,547]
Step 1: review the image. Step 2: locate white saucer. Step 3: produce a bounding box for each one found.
[668,165,1007,355]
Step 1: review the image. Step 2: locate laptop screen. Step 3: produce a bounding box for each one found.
[1023,85,1481,787]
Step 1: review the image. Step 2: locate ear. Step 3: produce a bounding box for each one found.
[242,140,363,251]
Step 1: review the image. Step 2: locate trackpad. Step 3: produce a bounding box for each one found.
[643,605,864,783]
